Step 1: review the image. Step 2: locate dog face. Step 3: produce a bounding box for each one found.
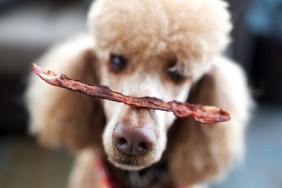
[97,53,193,170]
[88,0,231,170]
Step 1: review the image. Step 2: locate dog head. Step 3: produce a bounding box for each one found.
[88,0,231,170]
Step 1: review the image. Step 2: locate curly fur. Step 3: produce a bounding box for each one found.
[25,0,252,187]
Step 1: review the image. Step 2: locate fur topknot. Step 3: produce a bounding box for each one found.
[88,0,232,61]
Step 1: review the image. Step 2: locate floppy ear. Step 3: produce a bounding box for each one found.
[167,57,252,186]
[25,35,105,151]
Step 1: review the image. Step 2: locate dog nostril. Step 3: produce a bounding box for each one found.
[137,142,148,150]
[113,136,132,155]
[119,138,127,145]
[137,142,148,152]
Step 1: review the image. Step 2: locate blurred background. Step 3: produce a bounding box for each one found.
[0,0,282,187]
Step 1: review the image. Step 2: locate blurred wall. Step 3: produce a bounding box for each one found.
[0,0,87,134]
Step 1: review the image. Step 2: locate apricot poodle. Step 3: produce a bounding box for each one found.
[26,0,252,187]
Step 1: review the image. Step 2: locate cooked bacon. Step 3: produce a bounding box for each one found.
[32,63,230,124]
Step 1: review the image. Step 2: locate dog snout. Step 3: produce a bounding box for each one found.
[113,122,156,157]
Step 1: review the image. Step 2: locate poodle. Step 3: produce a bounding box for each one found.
[26,0,252,187]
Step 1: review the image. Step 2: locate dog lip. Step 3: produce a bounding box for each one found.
[113,157,140,166]
[110,155,148,169]
[117,159,136,166]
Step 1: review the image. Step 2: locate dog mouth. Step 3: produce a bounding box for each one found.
[104,159,176,188]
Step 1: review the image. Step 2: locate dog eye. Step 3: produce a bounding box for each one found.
[168,68,187,83]
[167,60,187,84]
[109,54,127,72]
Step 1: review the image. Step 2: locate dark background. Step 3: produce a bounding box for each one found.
[0,0,282,187]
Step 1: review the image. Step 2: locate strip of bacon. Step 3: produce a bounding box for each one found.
[32,63,230,124]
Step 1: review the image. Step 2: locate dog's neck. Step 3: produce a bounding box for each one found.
[95,158,178,188]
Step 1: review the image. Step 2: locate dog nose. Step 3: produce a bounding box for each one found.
[113,122,156,157]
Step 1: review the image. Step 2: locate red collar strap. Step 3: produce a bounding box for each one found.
[95,159,115,188]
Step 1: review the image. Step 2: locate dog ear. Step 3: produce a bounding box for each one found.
[25,35,105,151]
[167,57,252,186]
